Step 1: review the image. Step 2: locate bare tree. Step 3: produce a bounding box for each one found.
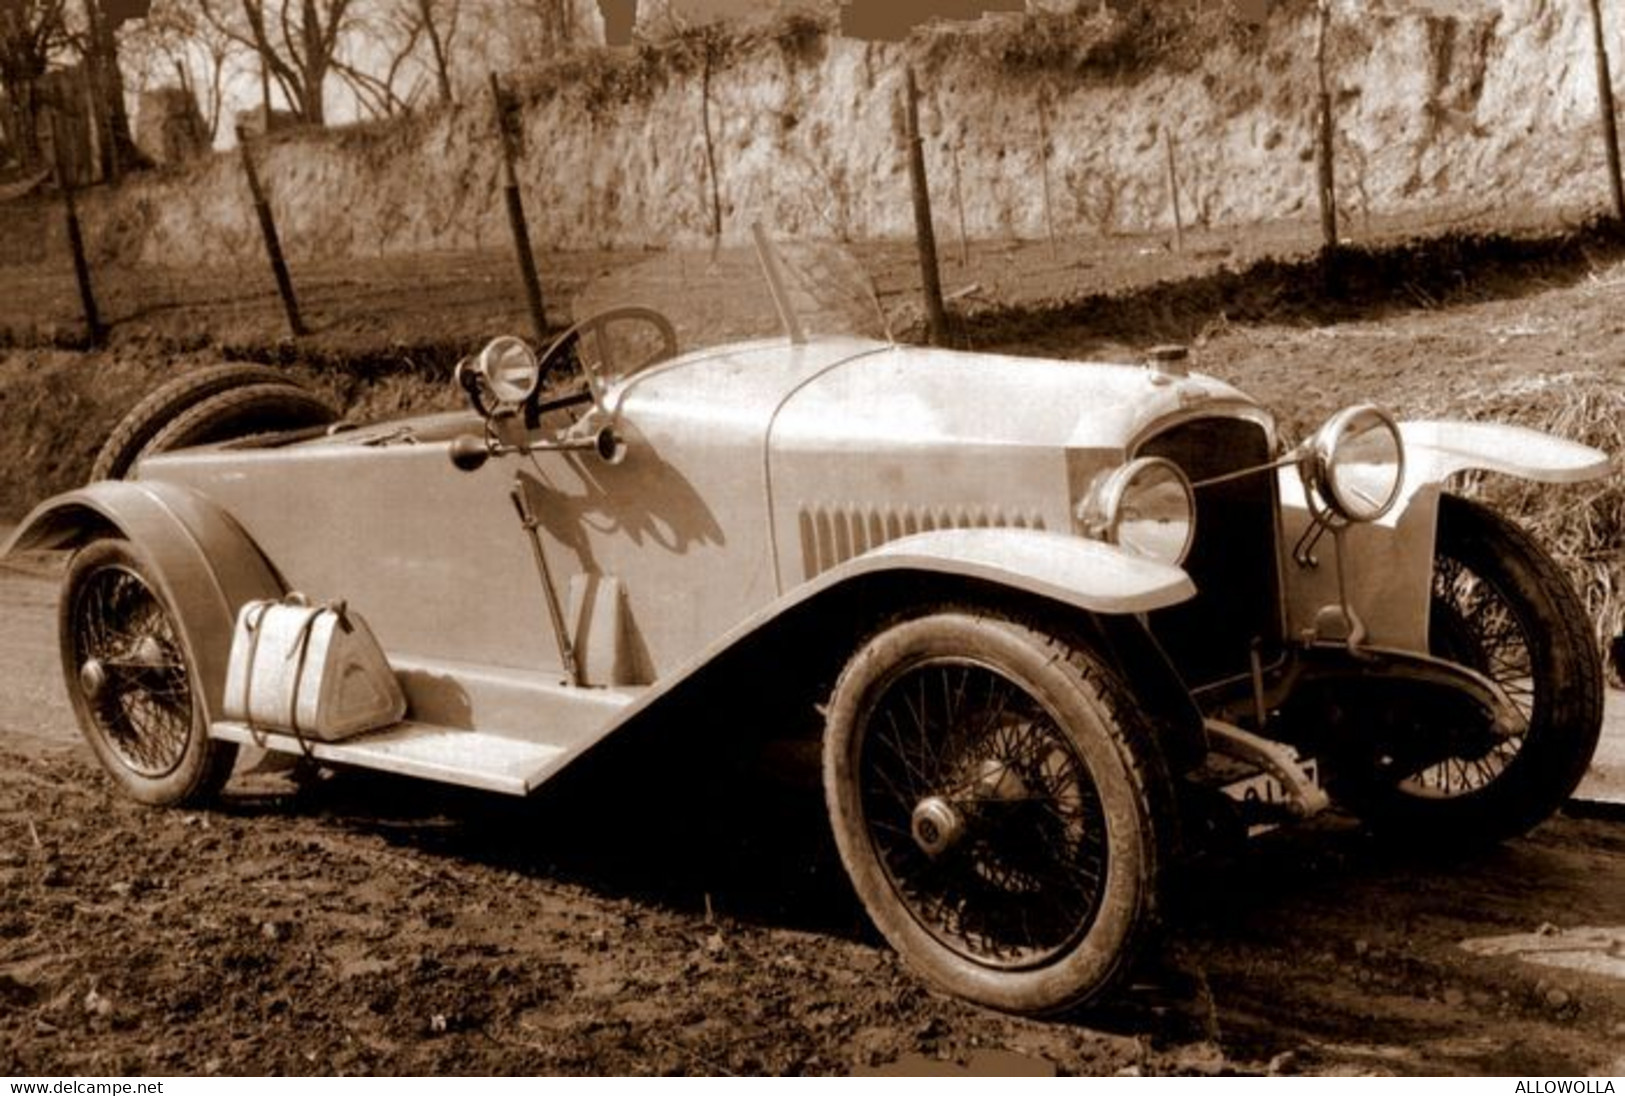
[525,0,574,50]
[330,0,461,116]
[0,0,71,170]
[331,3,421,117]
[120,0,234,140]
[414,0,455,102]
[198,0,357,125]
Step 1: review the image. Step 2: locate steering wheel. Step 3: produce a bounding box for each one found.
[533,306,679,416]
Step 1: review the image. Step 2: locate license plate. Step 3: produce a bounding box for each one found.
[1221,758,1320,834]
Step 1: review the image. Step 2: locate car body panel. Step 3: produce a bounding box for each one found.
[202,526,1197,796]
[767,343,1250,584]
[127,336,1237,689]
[137,337,888,684]
[7,364,1201,798]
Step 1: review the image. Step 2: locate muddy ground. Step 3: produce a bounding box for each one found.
[3,217,1625,1076]
[1,560,1623,1078]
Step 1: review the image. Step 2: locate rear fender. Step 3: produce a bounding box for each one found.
[1280,421,1609,652]
[4,481,285,719]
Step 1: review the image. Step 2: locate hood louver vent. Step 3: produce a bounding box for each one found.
[798,504,1046,579]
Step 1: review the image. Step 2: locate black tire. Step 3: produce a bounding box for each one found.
[822,609,1172,1015]
[59,539,237,806]
[1343,494,1603,843]
[136,383,336,463]
[91,364,305,481]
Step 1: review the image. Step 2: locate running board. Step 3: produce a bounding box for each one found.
[212,720,570,795]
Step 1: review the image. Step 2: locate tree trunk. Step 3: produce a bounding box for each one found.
[8,86,42,171]
[599,0,635,46]
[260,53,272,130]
[300,0,326,125]
[298,49,326,125]
[86,0,139,181]
[422,0,454,103]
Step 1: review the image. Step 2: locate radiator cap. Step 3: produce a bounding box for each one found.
[1146,344,1190,382]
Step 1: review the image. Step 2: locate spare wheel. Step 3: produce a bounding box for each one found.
[91,363,321,481]
[134,383,338,466]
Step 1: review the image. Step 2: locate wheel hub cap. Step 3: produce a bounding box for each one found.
[79,658,108,701]
[911,796,964,857]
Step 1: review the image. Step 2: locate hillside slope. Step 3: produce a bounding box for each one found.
[48,0,1625,264]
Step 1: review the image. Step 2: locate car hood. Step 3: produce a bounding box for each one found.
[770,341,1262,454]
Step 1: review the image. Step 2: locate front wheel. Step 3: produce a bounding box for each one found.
[59,539,236,806]
[1340,494,1602,843]
[822,610,1172,1015]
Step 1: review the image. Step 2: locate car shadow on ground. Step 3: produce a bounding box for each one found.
[219,727,873,945]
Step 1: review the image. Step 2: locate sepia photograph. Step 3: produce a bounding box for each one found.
[0,0,1622,1079]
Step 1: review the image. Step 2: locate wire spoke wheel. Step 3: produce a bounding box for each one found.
[860,660,1109,969]
[59,540,236,806]
[1407,553,1536,797]
[70,562,194,777]
[824,611,1170,1015]
[1340,495,1602,844]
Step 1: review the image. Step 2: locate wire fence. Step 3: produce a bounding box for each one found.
[5,3,1625,356]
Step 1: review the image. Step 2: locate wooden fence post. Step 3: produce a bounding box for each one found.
[1588,0,1625,221]
[1314,0,1341,289]
[698,35,724,247]
[951,141,969,267]
[1164,127,1185,253]
[489,73,549,342]
[1037,89,1058,261]
[903,65,949,347]
[236,127,306,338]
[50,145,103,347]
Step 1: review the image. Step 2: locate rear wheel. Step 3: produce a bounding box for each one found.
[1341,495,1602,843]
[60,539,235,805]
[91,364,306,481]
[823,610,1171,1015]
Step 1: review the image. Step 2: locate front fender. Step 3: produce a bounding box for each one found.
[4,481,285,720]
[575,526,1205,777]
[1399,420,1610,493]
[836,528,1195,615]
[604,527,1193,716]
[1280,420,1608,653]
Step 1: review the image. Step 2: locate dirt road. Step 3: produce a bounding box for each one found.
[1,555,1622,1077]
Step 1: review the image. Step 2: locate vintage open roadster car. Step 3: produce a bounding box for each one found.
[5,236,1609,1015]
